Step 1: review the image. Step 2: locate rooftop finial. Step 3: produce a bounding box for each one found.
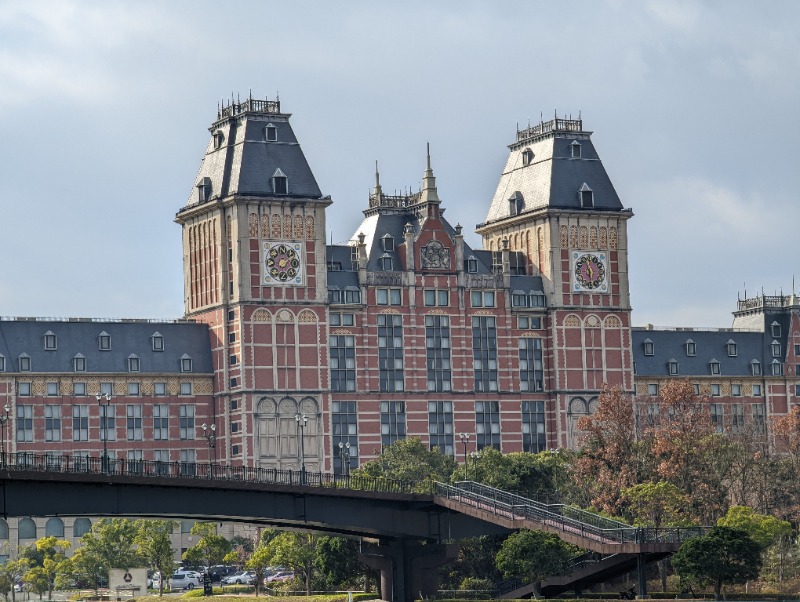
[420,142,440,204]
[426,142,431,171]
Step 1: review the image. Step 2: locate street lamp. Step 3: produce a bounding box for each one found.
[0,403,10,467]
[338,441,351,478]
[459,433,470,481]
[470,450,482,481]
[201,423,216,478]
[95,393,112,473]
[295,413,308,484]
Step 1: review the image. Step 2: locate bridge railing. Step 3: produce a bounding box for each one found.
[435,482,706,545]
[0,452,419,495]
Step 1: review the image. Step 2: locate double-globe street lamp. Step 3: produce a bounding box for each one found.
[459,433,470,481]
[0,403,10,467]
[338,441,351,478]
[200,423,216,478]
[95,393,112,473]
[470,450,482,481]
[295,413,308,484]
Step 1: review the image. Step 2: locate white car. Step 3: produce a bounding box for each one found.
[222,571,256,585]
[171,571,201,590]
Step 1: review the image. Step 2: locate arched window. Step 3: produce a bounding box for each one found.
[45,517,64,538]
[73,518,92,537]
[18,518,36,540]
[0,519,8,539]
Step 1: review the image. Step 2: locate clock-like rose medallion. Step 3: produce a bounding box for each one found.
[572,252,608,293]
[262,241,304,285]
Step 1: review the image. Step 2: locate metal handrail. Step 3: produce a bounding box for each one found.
[0,452,420,495]
[435,482,706,545]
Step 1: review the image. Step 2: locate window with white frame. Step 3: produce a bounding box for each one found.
[521,401,546,453]
[648,383,659,396]
[73,355,86,372]
[473,316,498,392]
[329,312,355,327]
[379,254,394,271]
[151,332,164,352]
[128,382,140,396]
[579,183,593,208]
[710,404,724,432]
[154,382,167,396]
[376,288,401,306]
[475,400,501,450]
[127,405,143,441]
[711,383,721,396]
[43,331,57,350]
[752,383,762,396]
[570,140,581,158]
[100,382,113,396]
[731,384,742,397]
[380,401,406,448]
[772,360,783,376]
[72,405,88,441]
[128,355,140,372]
[98,332,111,351]
[0,355,4,371]
[685,340,696,356]
[668,359,679,375]
[466,256,479,273]
[424,290,449,307]
[47,382,59,396]
[522,148,534,166]
[73,382,86,396]
[45,406,61,442]
[643,339,654,356]
[751,360,762,376]
[271,169,288,195]
[518,316,543,330]
[709,360,721,375]
[771,322,782,338]
[101,405,116,441]
[153,404,169,441]
[772,341,782,357]
[519,338,544,392]
[179,405,195,440]
[425,315,451,392]
[381,235,395,252]
[470,290,496,308]
[265,124,277,142]
[18,382,31,396]
[181,355,193,373]
[726,340,737,357]
[18,355,30,371]
[17,405,33,442]
[180,382,192,395]
[330,335,356,392]
[180,449,196,477]
[378,314,404,393]
[428,400,453,455]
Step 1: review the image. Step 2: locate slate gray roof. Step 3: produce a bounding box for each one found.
[509,275,546,294]
[483,123,623,225]
[632,328,781,377]
[184,101,322,207]
[0,319,212,374]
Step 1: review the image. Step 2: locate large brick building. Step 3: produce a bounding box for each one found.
[0,97,794,520]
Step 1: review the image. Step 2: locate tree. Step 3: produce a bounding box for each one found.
[620,481,691,529]
[439,535,504,591]
[245,544,271,596]
[495,530,574,597]
[354,438,456,492]
[182,522,232,567]
[133,520,178,596]
[717,506,791,550]
[573,385,643,513]
[313,537,364,591]
[265,531,319,595]
[78,519,143,573]
[23,537,71,601]
[672,526,762,599]
[459,449,564,500]
[0,551,28,602]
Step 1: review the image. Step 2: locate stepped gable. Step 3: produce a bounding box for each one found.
[483,115,623,225]
[184,95,322,207]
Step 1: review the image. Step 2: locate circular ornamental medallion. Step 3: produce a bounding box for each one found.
[266,243,301,282]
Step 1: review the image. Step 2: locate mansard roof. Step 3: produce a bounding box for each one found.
[183,97,322,208]
[632,328,775,377]
[483,117,624,225]
[0,319,213,374]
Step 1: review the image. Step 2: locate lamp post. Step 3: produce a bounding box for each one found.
[201,423,216,478]
[95,393,112,473]
[0,403,10,467]
[459,433,470,481]
[338,441,351,478]
[295,413,308,484]
[470,450,482,481]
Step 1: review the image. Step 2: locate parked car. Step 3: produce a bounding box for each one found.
[222,570,256,585]
[208,565,237,582]
[265,571,295,583]
[171,571,200,590]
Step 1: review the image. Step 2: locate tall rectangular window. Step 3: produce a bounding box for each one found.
[153,404,169,440]
[330,335,356,392]
[428,400,453,455]
[752,403,766,433]
[519,338,544,392]
[710,403,724,433]
[45,405,61,442]
[730,404,744,434]
[179,405,195,440]
[17,405,33,442]
[72,405,88,442]
[100,405,116,442]
[425,315,451,392]
[180,449,196,477]
[472,316,498,392]
[378,315,404,392]
[475,401,501,450]
[127,405,143,441]
[332,401,358,475]
[127,450,144,474]
[381,401,406,447]
[521,401,546,453]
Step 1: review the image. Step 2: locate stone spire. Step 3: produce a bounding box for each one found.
[419,142,440,204]
[373,160,383,197]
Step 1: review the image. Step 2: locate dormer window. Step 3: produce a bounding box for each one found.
[382,234,395,252]
[751,360,762,376]
[709,360,721,375]
[197,177,211,202]
[570,140,582,158]
[509,191,524,216]
[466,256,479,273]
[772,340,782,357]
[379,254,393,271]
[180,354,193,373]
[726,340,737,357]
[151,332,164,352]
[213,130,224,149]
[128,355,140,373]
[685,340,696,357]
[73,354,86,372]
[771,321,781,338]
[643,339,654,356]
[18,354,31,372]
[522,148,534,166]
[98,331,111,351]
[579,183,594,208]
[43,331,57,350]
[271,169,288,195]
[0,355,4,371]
[772,360,783,376]
[668,359,679,375]
[265,123,277,142]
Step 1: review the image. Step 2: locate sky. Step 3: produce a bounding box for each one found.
[1,0,798,328]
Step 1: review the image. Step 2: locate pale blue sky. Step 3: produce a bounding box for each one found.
[1,0,798,327]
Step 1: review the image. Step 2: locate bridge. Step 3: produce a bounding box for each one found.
[0,454,704,601]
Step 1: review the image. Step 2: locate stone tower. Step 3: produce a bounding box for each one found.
[476,115,634,446]
[175,96,331,470]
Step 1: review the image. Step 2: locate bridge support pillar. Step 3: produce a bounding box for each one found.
[637,553,648,598]
[359,541,457,602]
